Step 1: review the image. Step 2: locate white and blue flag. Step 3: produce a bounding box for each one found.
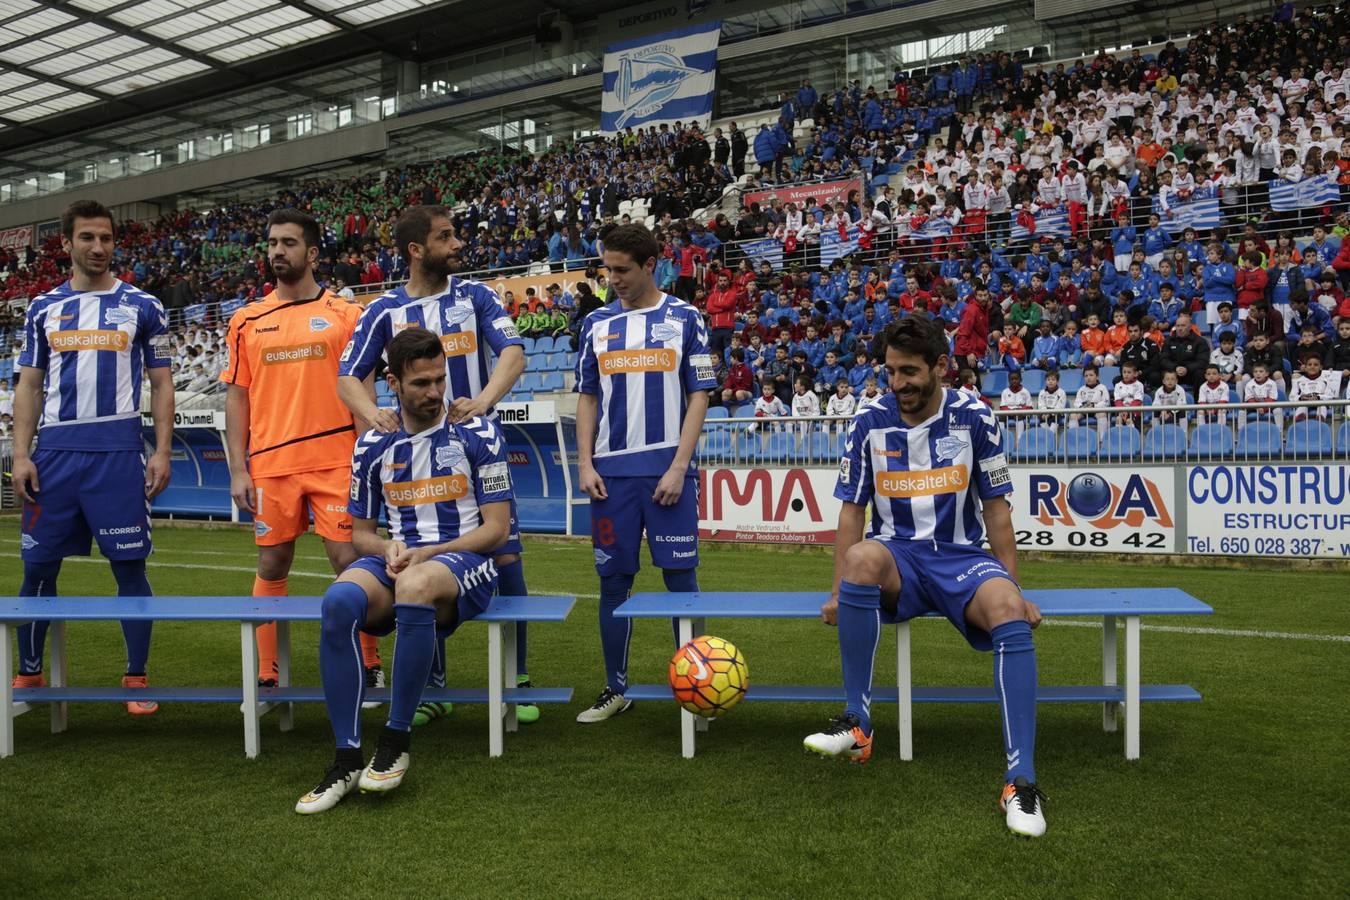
[1011,207,1070,241]
[1154,185,1221,233]
[1268,174,1341,212]
[742,237,783,269]
[820,227,860,265]
[600,21,720,135]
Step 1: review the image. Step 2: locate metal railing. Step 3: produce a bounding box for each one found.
[696,399,1350,467]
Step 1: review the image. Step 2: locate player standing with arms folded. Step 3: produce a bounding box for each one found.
[805,316,1047,837]
[336,206,529,726]
[296,328,514,813]
[222,210,381,690]
[11,201,174,711]
[574,224,718,722]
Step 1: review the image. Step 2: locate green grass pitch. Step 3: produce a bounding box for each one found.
[0,519,1345,898]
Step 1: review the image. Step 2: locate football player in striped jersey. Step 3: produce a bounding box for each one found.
[297,328,513,814]
[804,316,1048,837]
[11,200,174,713]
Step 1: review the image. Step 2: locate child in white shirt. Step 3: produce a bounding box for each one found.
[825,380,857,419]
[1152,369,1188,425]
[1112,362,1146,426]
[1035,371,1068,433]
[999,370,1033,440]
[791,377,821,417]
[753,381,789,418]
[1071,365,1112,431]
[1197,364,1231,424]
[1243,362,1283,428]
[1290,355,1338,421]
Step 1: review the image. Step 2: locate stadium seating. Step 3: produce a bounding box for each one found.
[1236,422,1283,459]
[534,336,556,354]
[615,589,1211,760]
[1057,370,1084,393]
[980,371,1008,398]
[0,594,576,759]
[1012,426,1056,462]
[808,430,844,462]
[1020,369,1046,394]
[1188,423,1235,459]
[762,432,799,462]
[1337,422,1350,458]
[1060,426,1098,461]
[700,430,734,460]
[705,407,729,420]
[1099,426,1141,461]
[1284,420,1333,458]
[1141,424,1187,462]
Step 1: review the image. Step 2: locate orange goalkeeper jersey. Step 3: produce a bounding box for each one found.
[220,290,361,478]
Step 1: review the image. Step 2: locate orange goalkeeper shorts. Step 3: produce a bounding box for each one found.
[251,468,353,546]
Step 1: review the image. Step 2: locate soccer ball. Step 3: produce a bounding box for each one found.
[668,635,748,717]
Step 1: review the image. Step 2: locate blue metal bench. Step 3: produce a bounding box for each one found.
[1,594,575,759]
[615,589,1212,760]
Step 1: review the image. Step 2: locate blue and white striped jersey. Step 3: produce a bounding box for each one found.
[834,389,1012,545]
[349,414,513,550]
[338,278,523,404]
[575,294,717,476]
[18,281,170,451]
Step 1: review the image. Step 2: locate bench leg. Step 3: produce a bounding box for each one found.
[276,621,293,733]
[678,617,696,759]
[1,622,13,758]
[487,623,504,758]
[504,621,518,734]
[49,621,68,735]
[1124,615,1140,760]
[896,620,913,761]
[691,617,708,735]
[241,622,260,759]
[1102,616,1118,733]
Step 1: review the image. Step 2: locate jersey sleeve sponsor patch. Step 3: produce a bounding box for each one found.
[983,452,1011,488]
[493,316,519,339]
[150,334,173,361]
[689,352,715,383]
[478,461,512,495]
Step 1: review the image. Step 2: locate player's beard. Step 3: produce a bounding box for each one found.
[895,369,940,414]
[73,248,109,280]
[420,251,455,280]
[270,256,306,285]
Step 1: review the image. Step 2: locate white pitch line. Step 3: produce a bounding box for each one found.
[0,552,335,580]
[1040,618,1350,643]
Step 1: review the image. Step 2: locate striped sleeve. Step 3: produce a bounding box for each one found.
[18,297,49,370]
[338,299,391,380]
[575,312,600,395]
[833,411,873,506]
[220,308,251,387]
[348,431,384,520]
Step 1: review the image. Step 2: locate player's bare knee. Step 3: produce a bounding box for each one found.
[393,566,437,605]
[842,541,889,585]
[494,552,519,567]
[972,584,1026,630]
[257,543,294,580]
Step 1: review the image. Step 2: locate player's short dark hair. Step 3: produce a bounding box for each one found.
[882,316,948,368]
[266,208,320,249]
[394,205,450,260]
[61,200,115,238]
[602,223,660,267]
[386,327,443,379]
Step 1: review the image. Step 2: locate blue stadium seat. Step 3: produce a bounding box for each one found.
[534,336,556,353]
[1141,423,1187,461]
[705,407,729,420]
[1099,425,1141,461]
[732,404,756,418]
[1060,427,1098,461]
[525,353,546,371]
[980,371,1008,398]
[699,430,733,460]
[520,337,536,354]
[763,432,799,462]
[517,372,542,393]
[735,432,762,460]
[1188,423,1234,459]
[1192,310,1207,331]
[1098,365,1120,385]
[1012,426,1056,462]
[539,372,565,392]
[547,352,570,371]
[1020,369,1046,393]
[1285,420,1332,458]
[1337,422,1350,457]
[565,351,578,371]
[554,336,574,353]
[511,391,534,401]
[1058,369,1084,393]
[807,431,839,462]
[1236,422,1282,458]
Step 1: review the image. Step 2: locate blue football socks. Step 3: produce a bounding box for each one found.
[110,559,153,676]
[16,560,60,675]
[662,567,699,646]
[319,581,370,749]
[598,572,636,693]
[387,604,437,732]
[991,619,1038,784]
[837,580,882,734]
[497,558,529,677]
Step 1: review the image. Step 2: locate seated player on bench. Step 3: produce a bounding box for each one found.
[805,317,1048,838]
[296,327,513,814]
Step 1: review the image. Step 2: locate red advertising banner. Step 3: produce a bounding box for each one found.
[742,178,862,211]
[697,467,840,543]
[0,225,34,250]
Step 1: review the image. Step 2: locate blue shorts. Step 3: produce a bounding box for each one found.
[498,498,523,557]
[590,474,699,576]
[878,539,1017,651]
[21,449,152,563]
[346,551,498,636]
